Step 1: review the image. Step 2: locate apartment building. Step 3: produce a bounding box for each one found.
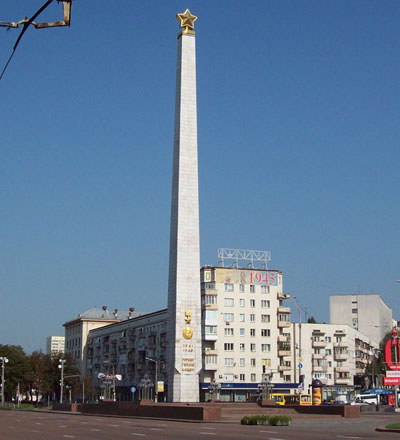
[330,294,392,345]
[292,323,378,401]
[85,309,168,401]
[46,336,65,356]
[64,306,139,376]
[200,266,294,402]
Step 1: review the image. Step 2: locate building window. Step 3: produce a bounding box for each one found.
[224,298,234,307]
[325,349,331,355]
[239,314,245,322]
[262,359,271,367]
[261,344,271,352]
[239,284,245,292]
[250,285,255,293]
[261,285,269,294]
[224,283,234,292]
[240,328,245,337]
[239,343,245,352]
[204,310,217,320]
[251,373,256,382]
[325,336,331,342]
[250,299,255,308]
[240,358,245,367]
[239,298,245,307]
[250,358,256,367]
[261,329,270,337]
[205,355,217,365]
[250,343,256,352]
[205,325,217,335]
[204,295,217,305]
[223,313,234,322]
[224,343,234,351]
[352,308,358,314]
[261,314,270,323]
[224,328,234,336]
[240,373,245,381]
[250,329,256,337]
[261,300,270,308]
[224,358,234,366]
[250,314,256,323]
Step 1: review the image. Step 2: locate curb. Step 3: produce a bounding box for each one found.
[376,427,400,433]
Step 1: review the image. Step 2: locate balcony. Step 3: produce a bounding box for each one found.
[278,349,291,357]
[312,353,325,360]
[277,334,290,343]
[335,367,350,373]
[204,361,218,371]
[334,353,348,361]
[278,321,291,328]
[278,365,291,372]
[312,365,327,373]
[335,378,352,385]
[312,340,327,348]
[204,349,218,356]
[277,306,291,314]
[334,342,348,348]
[277,292,291,300]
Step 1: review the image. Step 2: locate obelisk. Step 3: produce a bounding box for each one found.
[166,9,201,402]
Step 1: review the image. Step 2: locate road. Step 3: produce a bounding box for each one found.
[0,409,399,439]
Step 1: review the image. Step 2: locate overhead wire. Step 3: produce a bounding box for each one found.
[0,0,55,80]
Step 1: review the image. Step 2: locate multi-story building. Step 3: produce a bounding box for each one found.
[199,266,294,402]
[64,306,139,376]
[65,261,296,402]
[46,336,65,356]
[291,323,378,401]
[85,309,167,402]
[330,294,392,345]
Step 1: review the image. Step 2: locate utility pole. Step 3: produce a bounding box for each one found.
[0,357,9,406]
[293,296,302,387]
[145,357,158,403]
[58,359,66,403]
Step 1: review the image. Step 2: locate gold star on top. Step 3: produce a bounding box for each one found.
[176,9,197,33]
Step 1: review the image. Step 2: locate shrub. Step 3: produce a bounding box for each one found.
[269,415,291,426]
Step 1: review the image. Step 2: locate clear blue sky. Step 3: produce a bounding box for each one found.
[1,1,399,354]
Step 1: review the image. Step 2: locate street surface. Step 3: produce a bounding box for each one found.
[0,409,399,439]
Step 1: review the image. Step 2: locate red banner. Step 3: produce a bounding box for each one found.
[383,377,400,385]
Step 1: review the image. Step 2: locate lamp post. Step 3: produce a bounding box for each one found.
[1,357,9,406]
[293,296,302,386]
[145,357,158,402]
[58,359,66,403]
[103,361,116,401]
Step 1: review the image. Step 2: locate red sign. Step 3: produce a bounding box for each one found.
[249,271,278,286]
[383,377,400,386]
[385,328,400,371]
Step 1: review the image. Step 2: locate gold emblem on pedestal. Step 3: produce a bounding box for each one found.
[176,9,197,35]
[183,309,193,339]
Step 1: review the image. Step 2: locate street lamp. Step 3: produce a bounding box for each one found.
[292,296,302,385]
[58,359,66,403]
[1,357,9,406]
[103,360,116,401]
[145,357,158,403]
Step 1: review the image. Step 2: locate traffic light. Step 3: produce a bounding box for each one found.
[299,374,305,383]
[262,365,266,373]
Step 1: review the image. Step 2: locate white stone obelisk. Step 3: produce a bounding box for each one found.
[166,10,201,403]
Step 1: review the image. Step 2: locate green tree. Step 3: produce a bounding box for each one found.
[307,316,317,324]
[25,351,53,402]
[0,344,28,401]
[365,331,392,381]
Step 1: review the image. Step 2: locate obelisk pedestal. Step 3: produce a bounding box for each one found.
[166,10,201,403]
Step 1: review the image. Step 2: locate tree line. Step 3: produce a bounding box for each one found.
[0,344,93,403]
